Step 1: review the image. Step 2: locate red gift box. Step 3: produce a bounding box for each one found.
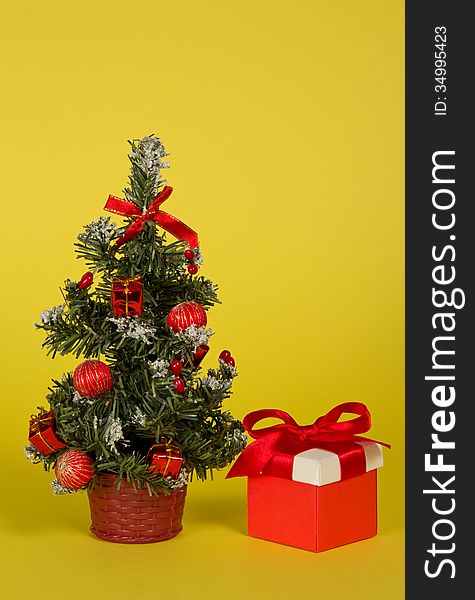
[111,275,143,317]
[28,410,67,456]
[227,403,389,553]
[147,443,183,479]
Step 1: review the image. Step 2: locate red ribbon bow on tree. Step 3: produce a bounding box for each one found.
[104,186,199,250]
[226,402,390,480]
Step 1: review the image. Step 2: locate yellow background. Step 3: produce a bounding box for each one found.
[0,1,404,598]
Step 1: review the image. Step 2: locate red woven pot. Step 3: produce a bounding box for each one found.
[87,474,187,544]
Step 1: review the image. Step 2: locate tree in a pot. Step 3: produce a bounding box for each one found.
[25,136,246,543]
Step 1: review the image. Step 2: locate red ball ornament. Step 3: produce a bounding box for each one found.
[55,449,95,489]
[78,271,93,290]
[174,377,185,394]
[219,350,232,362]
[187,263,198,275]
[170,359,183,375]
[184,249,195,261]
[73,360,113,398]
[167,301,207,332]
[227,356,236,367]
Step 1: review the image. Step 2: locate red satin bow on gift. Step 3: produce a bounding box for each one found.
[104,186,199,250]
[226,402,390,480]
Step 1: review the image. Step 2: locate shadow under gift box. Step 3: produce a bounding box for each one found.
[247,442,383,553]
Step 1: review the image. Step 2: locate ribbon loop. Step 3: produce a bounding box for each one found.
[243,409,299,440]
[314,402,371,435]
[226,403,390,480]
[104,186,199,249]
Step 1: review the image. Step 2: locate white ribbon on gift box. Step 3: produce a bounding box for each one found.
[291,441,384,487]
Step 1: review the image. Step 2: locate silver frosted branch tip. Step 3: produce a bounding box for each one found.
[51,479,79,495]
[131,136,171,196]
[173,325,213,351]
[78,216,116,245]
[109,317,157,344]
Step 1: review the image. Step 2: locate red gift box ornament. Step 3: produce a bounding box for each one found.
[227,403,391,553]
[111,275,143,317]
[147,442,184,479]
[28,410,67,456]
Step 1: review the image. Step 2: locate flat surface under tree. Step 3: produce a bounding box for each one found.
[0,471,404,600]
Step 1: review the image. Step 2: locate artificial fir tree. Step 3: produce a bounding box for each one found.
[26,137,246,514]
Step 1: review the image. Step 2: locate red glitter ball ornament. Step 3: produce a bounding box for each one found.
[187,263,198,275]
[77,271,93,290]
[174,377,185,394]
[55,449,95,489]
[170,359,183,375]
[73,360,113,398]
[167,301,207,332]
[184,249,195,261]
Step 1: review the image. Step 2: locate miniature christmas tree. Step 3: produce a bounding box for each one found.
[26,136,246,538]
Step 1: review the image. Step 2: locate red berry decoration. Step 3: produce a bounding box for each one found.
[219,350,232,362]
[184,249,195,261]
[55,449,95,489]
[219,350,235,367]
[73,360,113,397]
[167,301,207,332]
[187,263,198,275]
[77,271,93,290]
[170,359,183,375]
[174,377,185,394]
